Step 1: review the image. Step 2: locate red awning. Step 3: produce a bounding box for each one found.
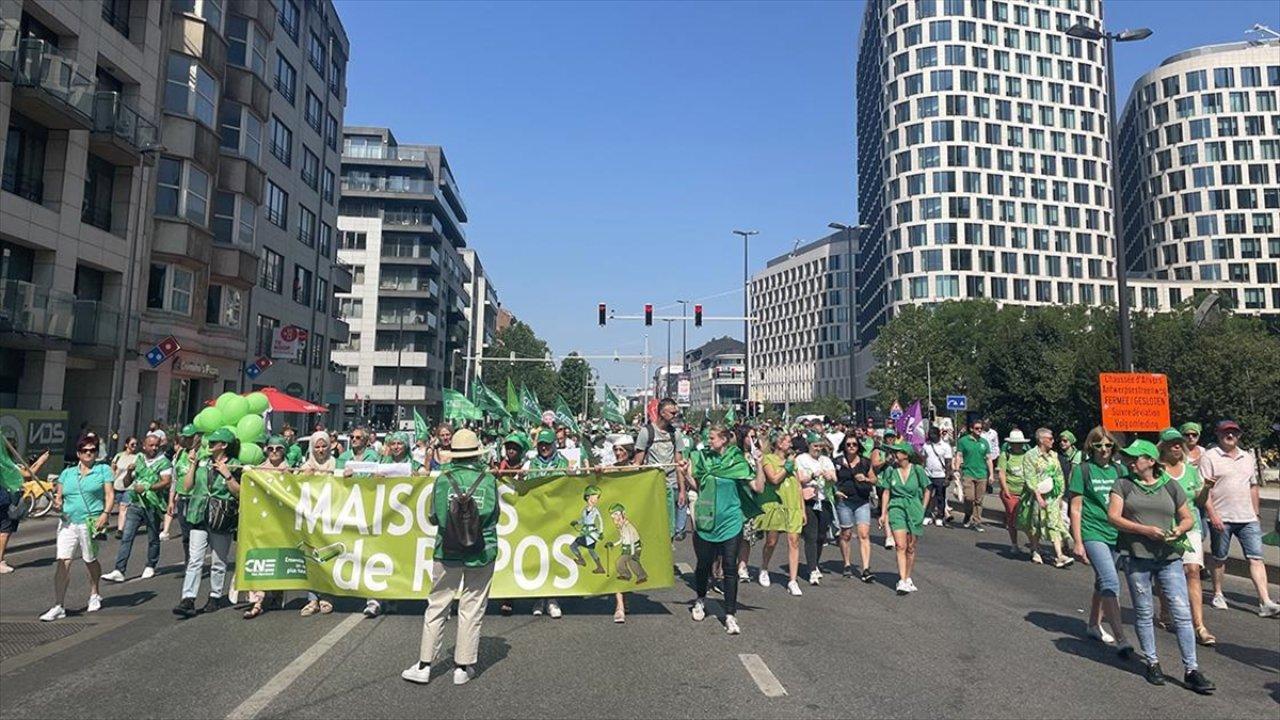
[259,387,328,413]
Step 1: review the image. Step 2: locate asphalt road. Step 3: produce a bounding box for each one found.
[2,516,1277,719]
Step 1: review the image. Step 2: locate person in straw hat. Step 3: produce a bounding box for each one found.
[402,429,500,687]
[996,429,1032,555]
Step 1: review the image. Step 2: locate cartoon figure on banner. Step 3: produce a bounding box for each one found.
[606,503,647,583]
[569,485,606,574]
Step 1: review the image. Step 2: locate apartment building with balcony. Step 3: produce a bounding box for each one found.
[683,336,744,411]
[334,126,471,429]
[458,247,499,389]
[1,0,161,453]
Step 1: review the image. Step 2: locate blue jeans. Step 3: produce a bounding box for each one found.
[114,504,161,573]
[183,527,233,600]
[1125,556,1198,671]
[1210,520,1264,561]
[1083,540,1121,597]
[667,485,688,538]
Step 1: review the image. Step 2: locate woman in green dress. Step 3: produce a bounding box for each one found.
[687,425,764,635]
[876,441,931,595]
[755,432,805,595]
[1018,428,1071,567]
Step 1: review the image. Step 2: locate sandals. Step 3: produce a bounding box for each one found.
[1196,626,1217,646]
[243,604,265,620]
[300,600,320,617]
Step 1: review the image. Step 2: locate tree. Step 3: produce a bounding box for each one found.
[558,353,595,417]
[481,321,559,413]
[793,395,852,420]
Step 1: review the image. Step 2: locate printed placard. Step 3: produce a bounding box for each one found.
[1099,372,1170,432]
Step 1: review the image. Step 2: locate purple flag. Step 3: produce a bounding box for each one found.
[896,401,926,452]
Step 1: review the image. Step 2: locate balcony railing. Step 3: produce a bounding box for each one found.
[0,17,17,78]
[92,91,159,150]
[0,280,120,347]
[381,243,440,262]
[381,210,443,233]
[378,278,439,294]
[14,39,96,122]
[376,310,438,327]
[341,176,433,194]
[342,142,429,163]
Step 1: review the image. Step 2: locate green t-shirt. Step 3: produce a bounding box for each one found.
[1067,460,1122,545]
[129,454,173,511]
[524,452,568,479]
[1168,464,1203,532]
[430,460,500,566]
[877,463,930,508]
[957,435,991,479]
[285,442,304,468]
[998,450,1029,494]
[336,447,381,470]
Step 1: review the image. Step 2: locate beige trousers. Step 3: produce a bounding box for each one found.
[419,560,495,667]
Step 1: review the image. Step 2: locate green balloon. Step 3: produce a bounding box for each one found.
[236,414,266,443]
[238,442,264,465]
[246,391,270,414]
[214,392,239,411]
[220,395,249,424]
[193,407,223,434]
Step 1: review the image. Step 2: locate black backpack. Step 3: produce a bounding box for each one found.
[440,470,488,554]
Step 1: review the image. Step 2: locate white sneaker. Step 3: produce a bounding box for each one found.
[39,605,66,622]
[738,566,751,582]
[547,600,562,619]
[895,580,909,595]
[140,567,156,580]
[904,578,918,593]
[725,614,740,635]
[758,571,771,588]
[1210,594,1228,610]
[101,570,126,583]
[923,517,933,526]
[884,536,895,549]
[786,580,803,596]
[87,594,103,613]
[1087,625,1116,643]
[0,561,14,574]
[401,662,431,684]
[363,600,381,618]
[452,666,475,685]
[532,600,545,616]
[691,600,706,621]
[1258,601,1280,618]
[808,569,821,586]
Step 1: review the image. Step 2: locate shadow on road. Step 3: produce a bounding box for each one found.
[1212,640,1280,673]
[975,541,1022,561]
[1025,610,1140,677]
[101,590,156,609]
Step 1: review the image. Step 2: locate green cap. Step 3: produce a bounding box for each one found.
[207,427,235,444]
[1119,439,1160,460]
[1158,427,1184,443]
[883,429,899,438]
[1058,430,1076,444]
[503,432,531,455]
[536,429,555,445]
[1178,422,1202,435]
[608,503,625,515]
[805,431,821,444]
[265,435,286,447]
[180,424,198,437]
[583,484,602,499]
[887,441,914,455]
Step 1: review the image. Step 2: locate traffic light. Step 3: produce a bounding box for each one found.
[694,304,703,327]
[644,303,653,326]
[598,303,607,326]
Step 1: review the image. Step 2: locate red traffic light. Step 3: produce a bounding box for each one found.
[694,304,703,327]
[598,303,607,326]
[644,304,653,326]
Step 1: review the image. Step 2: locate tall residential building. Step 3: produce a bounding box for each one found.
[133,0,349,431]
[459,247,499,389]
[683,336,744,410]
[2,0,161,455]
[334,126,471,429]
[856,0,1117,346]
[1118,37,1280,316]
[750,231,856,409]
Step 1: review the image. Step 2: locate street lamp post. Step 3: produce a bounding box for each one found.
[828,222,867,419]
[732,230,757,415]
[1067,22,1152,372]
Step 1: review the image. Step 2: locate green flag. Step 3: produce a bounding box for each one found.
[505,378,521,415]
[602,385,626,425]
[723,404,737,425]
[0,436,23,492]
[519,383,542,424]
[412,409,430,441]
[471,380,510,421]
[554,396,580,434]
[443,389,483,422]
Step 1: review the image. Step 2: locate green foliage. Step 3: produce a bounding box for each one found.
[481,321,559,411]
[557,353,595,417]
[792,395,852,420]
[869,300,1279,449]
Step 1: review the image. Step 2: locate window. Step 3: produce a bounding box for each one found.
[255,314,279,356]
[325,114,339,150]
[102,0,130,37]
[308,31,326,74]
[292,264,312,306]
[205,284,243,328]
[164,54,218,127]
[329,55,344,97]
[322,167,335,204]
[226,15,266,77]
[212,191,256,248]
[146,263,194,315]
[297,205,316,246]
[218,102,262,161]
[315,277,329,313]
[274,53,296,104]
[174,0,224,33]
[339,231,367,250]
[269,116,292,165]
[301,147,320,189]
[155,157,210,225]
[266,181,288,228]
[278,0,299,42]
[935,275,959,298]
[260,247,284,292]
[82,154,115,231]
[305,89,323,133]
[311,333,325,368]
[319,222,332,258]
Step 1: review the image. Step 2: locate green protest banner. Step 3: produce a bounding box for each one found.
[603,385,626,425]
[235,468,674,599]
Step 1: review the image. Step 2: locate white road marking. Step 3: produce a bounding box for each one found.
[226,613,364,720]
[675,562,693,575]
[739,653,787,697]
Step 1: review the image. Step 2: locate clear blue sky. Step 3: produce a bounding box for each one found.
[337,0,1278,393]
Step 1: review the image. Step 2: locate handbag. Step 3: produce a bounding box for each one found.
[205,495,239,533]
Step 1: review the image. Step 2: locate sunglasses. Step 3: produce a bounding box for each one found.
[1185,432,1199,437]
[1220,430,1240,437]
[77,447,97,454]
[1091,442,1114,449]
